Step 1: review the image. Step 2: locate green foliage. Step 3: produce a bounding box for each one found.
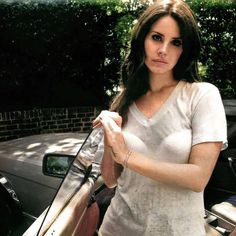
[0,0,235,111]
[187,0,235,7]
[189,1,236,98]
[71,0,126,14]
[114,14,137,59]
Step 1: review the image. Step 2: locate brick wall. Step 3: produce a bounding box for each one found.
[0,107,102,142]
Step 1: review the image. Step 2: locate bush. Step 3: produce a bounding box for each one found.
[189,0,235,98]
[0,0,235,111]
[0,1,123,110]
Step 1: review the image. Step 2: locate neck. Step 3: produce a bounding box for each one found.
[149,73,177,93]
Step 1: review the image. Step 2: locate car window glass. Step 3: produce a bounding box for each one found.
[37,128,103,235]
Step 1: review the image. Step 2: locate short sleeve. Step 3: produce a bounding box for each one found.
[191,85,228,150]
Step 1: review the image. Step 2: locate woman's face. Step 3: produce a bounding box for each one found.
[144,15,183,78]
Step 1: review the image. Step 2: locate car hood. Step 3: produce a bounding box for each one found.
[0,133,88,188]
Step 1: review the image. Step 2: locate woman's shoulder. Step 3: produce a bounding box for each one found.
[177,81,222,108]
[181,81,220,98]
[183,81,218,91]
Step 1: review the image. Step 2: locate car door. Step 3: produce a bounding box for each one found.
[23,128,104,236]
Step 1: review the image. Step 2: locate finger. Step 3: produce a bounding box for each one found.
[92,122,102,129]
[92,117,102,128]
[108,112,122,127]
[106,117,121,133]
[92,118,98,125]
[99,111,122,127]
[100,116,121,134]
[99,116,113,136]
[92,112,107,128]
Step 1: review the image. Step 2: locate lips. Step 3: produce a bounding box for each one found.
[152,59,167,64]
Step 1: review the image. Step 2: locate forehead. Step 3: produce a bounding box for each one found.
[150,15,181,37]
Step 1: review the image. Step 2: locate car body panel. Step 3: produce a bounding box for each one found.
[0,173,20,208]
[22,129,103,235]
[0,132,88,220]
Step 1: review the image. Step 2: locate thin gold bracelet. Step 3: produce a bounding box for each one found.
[123,150,132,168]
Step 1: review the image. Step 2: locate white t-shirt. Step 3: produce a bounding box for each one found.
[99,81,227,236]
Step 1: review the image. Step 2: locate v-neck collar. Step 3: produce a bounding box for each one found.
[129,80,184,126]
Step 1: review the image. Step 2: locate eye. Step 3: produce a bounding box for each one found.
[151,34,162,41]
[172,39,183,47]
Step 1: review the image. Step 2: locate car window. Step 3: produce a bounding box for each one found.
[36,128,103,235]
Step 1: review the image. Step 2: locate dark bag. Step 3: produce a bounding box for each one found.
[95,186,116,228]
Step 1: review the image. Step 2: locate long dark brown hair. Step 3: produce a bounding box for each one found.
[111,0,201,125]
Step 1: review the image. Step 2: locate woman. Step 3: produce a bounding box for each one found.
[93,0,227,235]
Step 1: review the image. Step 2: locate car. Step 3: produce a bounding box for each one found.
[22,100,236,236]
[0,172,21,236]
[0,132,88,235]
[204,99,236,235]
[22,127,104,236]
[1,100,236,236]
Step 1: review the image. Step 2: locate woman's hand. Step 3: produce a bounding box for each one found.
[97,113,125,187]
[92,111,122,129]
[98,115,129,166]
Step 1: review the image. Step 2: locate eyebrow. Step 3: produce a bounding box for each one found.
[151,31,182,40]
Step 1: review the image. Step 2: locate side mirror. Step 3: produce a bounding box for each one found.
[43,153,75,178]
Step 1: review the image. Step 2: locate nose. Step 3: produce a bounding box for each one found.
[158,42,168,56]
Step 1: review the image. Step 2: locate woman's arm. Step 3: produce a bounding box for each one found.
[100,116,222,192]
[101,146,123,188]
[127,142,222,192]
